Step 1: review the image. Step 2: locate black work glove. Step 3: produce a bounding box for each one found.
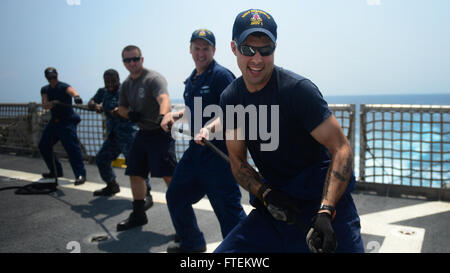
[88,102,96,111]
[128,111,141,123]
[261,187,301,225]
[74,96,83,105]
[306,213,337,253]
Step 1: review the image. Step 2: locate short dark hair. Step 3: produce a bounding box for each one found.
[249,32,269,39]
[44,67,58,79]
[122,45,142,58]
[233,32,274,46]
[103,69,119,80]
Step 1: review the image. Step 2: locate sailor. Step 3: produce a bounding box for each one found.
[88,69,152,205]
[163,29,246,253]
[116,45,177,231]
[213,9,364,253]
[37,67,87,190]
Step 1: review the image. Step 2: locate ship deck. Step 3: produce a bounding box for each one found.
[0,153,449,253]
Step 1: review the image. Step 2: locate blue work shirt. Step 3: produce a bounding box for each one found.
[183,60,234,150]
[90,86,137,136]
[220,66,356,199]
[41,81,78,122]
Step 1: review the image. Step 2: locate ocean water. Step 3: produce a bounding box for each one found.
[326,93,449,187]
[324,93,450,106]
[173,93,450,106]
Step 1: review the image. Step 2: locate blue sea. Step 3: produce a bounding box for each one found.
[175,90,450,105]
[320,93,449,188]
[172,93,450,106]
[324,93,450,105]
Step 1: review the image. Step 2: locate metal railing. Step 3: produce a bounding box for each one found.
[0,104,32,153]
[359,104,450,192]
[2,102,449,197]
[0,103,105,161]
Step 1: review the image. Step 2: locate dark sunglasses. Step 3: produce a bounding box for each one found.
[123,56,142,63]
[236,43,276,57]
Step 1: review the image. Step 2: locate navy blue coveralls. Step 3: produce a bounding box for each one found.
[39,82,86,179]
[215,66,364,253]
[90,87,148,186]
[166,60,247,251]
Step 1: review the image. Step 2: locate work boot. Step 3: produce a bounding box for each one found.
[74,175,86,186]
[116,200,148,231]
[39,172,62,183]
[93,180,120,196]
[166,242,206,253]
[144,192,154,211]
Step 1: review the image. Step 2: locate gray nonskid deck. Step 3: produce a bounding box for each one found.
[0,153,449,253]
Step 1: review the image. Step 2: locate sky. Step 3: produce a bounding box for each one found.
[0,0,449,103]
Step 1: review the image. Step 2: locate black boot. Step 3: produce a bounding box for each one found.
[39,172,62,183]
[116,200,148,231]
[144,192,154,211]
[166,242,206,253]
[93,180,120,196]
[74,175,86,186]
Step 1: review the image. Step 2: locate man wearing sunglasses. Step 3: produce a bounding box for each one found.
[116,45,177,231]
[163,29,246,253]
[215,9,364,253]
[36,67,86,191]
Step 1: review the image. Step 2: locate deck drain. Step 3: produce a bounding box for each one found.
[88,234,112,243]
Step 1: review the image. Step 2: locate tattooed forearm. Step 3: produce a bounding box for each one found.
[235,161,262,194]
[343,154,353,174]
[322,160,333,201]
[332,155,353,182]
[332,171,347,182]
[322,150,354,205]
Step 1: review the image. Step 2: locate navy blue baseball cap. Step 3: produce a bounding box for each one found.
[190,28,216,46]
[232,9,277,45]
[44,67,58,78]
